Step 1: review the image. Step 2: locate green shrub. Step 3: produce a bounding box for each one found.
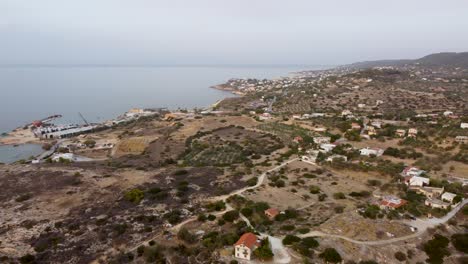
[253,238,274,261]
[223,210,239,222]
[394,251,406,261]
[423,234,450,264]
[301,237,319,248]
[282,235,301,245]
[177,228,197,244]
[124,189,144,204]
[451,233,468,254]
[319,248,342,263]
[333,192,346,199]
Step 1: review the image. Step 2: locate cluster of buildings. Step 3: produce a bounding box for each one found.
[34,124,97,139]
[401,166,460,210]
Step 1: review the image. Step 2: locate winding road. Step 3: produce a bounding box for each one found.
[128,157,467,262]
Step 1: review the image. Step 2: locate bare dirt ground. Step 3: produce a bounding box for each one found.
[0,128,40,145]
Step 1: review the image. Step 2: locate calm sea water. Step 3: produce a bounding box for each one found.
[0,143,43,164]
[0,65,328,163]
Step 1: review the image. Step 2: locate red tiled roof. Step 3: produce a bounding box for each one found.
[380,199,407,209]
[235,232,260,249]
[264,208,279,217]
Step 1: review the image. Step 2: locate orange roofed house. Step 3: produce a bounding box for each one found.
[379,196,407,210]
[264,208,280,220]
[234,232,260,260]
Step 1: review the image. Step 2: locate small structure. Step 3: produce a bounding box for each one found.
[326,154,347,162]
[443,110,454,117]
[407,128,418,138]
[320,143,336,153]
[401,166,426,177]
[379,196,407,210]
[351,123,361,130]
[359,147,384,157]
[313,136,331,144]
[366,126,376,136]
[404,175,430,187]
[293,136,303,144]
[441,192,457,204]
[51,153,76,162]
[410,186,444,199]
[264,208,280,220]
[461,123,468,129]
[341,109,352,117]
[395,129,406,137]
[455,136,468,143]
[234,232,260,260]
[371,121,382,129]
[313,127,327,132]
[425,198,450,209]
[259,113,272,121]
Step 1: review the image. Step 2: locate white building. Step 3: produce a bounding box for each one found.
[443,111,454,116]
[401,167,426,177]
[320,143,336,153]
[326,154,347,162]
[461,123,468,129]
[341,109,352,117]
[313,136,331,144]
[441,192,457,204]
[234,233,260,260]
[51,153,76,162]
[404,175,430,187]
[425,198,450,209]
[359,147,384,157]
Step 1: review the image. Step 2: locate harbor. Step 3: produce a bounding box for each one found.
[0,108,165,164]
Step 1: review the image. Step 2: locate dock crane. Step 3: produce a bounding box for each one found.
[78,112,89,126]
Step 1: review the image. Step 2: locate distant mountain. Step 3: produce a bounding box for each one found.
[346,52,468,69]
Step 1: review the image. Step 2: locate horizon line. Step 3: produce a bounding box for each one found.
[0,63,337,69]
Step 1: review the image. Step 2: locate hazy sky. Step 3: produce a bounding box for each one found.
[1,0,468,65]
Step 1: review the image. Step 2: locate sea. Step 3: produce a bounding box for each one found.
[0,65,329,163]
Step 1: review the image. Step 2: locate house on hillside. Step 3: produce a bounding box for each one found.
[234,233,260,260]
[425,198,450,209]
[342,109,352,117]
[379,196,407,210]
[410,186,444,199]
[443,111,454,117]
[404,175,430,187]
[407,128,418,138]
[455,136,468,143]
[366,126,376,136]
[320,143,336,153]
[371,121,382,129]
[313,136,331,144]
[441,192,457,204]
[264,208,280,220]
[293,136,303,144]
[359,147,384,157]
[401,167,426,178]
[395,129,406,137]
[461,123,468,129]
[351,123,361,130]
[326,154,348,162]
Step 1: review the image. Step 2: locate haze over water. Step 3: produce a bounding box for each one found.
[0,65,327,133]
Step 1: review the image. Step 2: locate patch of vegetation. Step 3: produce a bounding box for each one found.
[253,238,274,261]
[451,233,468,254]
[423,234,450,264]
[124,188,145,204]
[319,248,342,263]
